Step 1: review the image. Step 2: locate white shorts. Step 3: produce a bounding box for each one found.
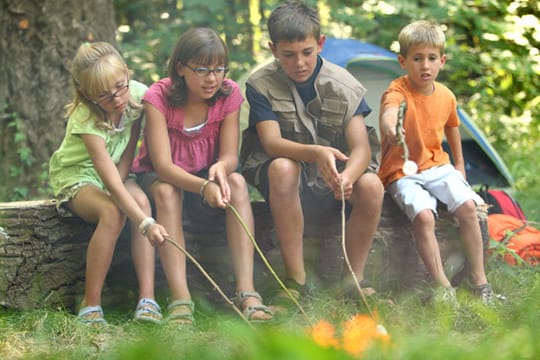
[387,164,484,222]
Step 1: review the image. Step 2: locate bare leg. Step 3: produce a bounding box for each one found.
[454,200,488,286]
[226,173,271,320]
[68,185,125,307]
[226,173,256,291]
[267,158,305,285]
[125,180,156,301]
[343,173,383,289]
[412,209,452,287]
[151,181,191,301]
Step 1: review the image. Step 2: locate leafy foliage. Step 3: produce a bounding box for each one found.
[113,1,539,220]
[324,0,539,201]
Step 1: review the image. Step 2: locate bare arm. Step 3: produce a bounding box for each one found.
[206,108,242,206]
[379,105,400,144]
[81,132,167,244]
[116,115,142,181]
[255,119,349,188]
[445,125,465,177]
[336,115,371,199]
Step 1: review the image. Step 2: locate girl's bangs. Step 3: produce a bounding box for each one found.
[84,57,126,99]
[193,45,228,66]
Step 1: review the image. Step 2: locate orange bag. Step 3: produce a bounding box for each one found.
[487,214,540,265]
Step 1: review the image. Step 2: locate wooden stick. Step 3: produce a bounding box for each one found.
[163,236,253,328]
[226,203,313,325]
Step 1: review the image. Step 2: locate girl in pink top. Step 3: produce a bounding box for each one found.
[132,28,273,324]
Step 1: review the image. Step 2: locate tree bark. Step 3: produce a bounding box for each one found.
[0,196,488,311]
[0,0,116,200]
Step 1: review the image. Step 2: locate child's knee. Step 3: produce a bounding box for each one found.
[359,173,384,196]
[99,201,126,231]
[352,173,384,206]
[268,158,300,182]
[227,172,248,190]
[413,209,436,228]
[454,199,477,219]
[153,182,181,203]
[133,189,151,213]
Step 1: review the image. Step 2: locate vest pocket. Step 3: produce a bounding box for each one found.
[319,98,347,143]
[269,95,309,141]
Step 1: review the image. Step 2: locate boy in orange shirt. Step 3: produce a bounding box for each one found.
[379,20,494,305]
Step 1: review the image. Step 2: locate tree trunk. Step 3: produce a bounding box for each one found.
[0,0,116,200]
[0,196,488,311]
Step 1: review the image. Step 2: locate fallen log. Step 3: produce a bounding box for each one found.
[0,196,488,311]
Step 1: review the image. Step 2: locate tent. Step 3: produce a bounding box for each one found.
[321,37,514,188]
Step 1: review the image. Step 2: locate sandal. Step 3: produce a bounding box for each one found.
[269,278,308,315]
[274,278,308,303]
[166,299,195,326]
[234,291,273,323]
[134,298,163,324]
[343,279,377,299]
[77,305,107,326]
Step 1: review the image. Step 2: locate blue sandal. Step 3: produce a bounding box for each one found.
[134,298,163,324]
[78,305,107,326]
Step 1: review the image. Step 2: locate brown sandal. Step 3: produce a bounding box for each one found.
[166,299,195,326]
[234,291,273,323]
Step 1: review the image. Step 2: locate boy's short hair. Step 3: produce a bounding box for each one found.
[398,20,446,57]
[267,0,320,45]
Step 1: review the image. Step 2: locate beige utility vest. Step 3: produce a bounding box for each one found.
[241,58,379,188]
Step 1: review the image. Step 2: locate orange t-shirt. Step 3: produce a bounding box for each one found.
[378,76,459,187]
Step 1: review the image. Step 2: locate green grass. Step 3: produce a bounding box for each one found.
[2,167,538,360]
[1,260,539,359]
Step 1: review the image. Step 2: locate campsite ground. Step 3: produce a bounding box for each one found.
[1,260,538,359]
[1,190,539,359]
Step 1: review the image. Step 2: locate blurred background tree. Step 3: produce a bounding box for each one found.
[0,0,116,200]
[1,0,538,220]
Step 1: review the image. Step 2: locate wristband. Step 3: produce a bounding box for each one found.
[199,179,211,197]
[138,217,156,236]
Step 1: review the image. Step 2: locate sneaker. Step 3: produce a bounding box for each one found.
[433,286,457,307]
[472,284,495,306]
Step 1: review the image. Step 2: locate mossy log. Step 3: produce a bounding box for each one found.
[0,196,488,311]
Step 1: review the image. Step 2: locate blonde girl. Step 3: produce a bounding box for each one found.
[132,28,273,324]
[49,42,168,325]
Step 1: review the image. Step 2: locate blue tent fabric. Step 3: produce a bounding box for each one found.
[321,37,513,188]
[321,38,398,66]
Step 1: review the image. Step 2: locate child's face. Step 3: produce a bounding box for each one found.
[269,35,325,84]
[398,44,446,95]
[178,61,227,101]
[94,72,130,115]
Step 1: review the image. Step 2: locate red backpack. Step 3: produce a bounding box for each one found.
[477,185,526,220]
[487,214,540,266]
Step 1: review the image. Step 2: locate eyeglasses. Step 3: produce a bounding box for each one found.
[184,64,228,78]
[95,83,129,105]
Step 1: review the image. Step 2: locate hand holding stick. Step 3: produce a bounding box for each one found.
[396,101,418,176]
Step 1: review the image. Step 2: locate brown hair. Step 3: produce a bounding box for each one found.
[267,0,320,45]
[167,28,231,107]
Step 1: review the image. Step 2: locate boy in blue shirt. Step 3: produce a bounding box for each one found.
[241,0,384,304]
